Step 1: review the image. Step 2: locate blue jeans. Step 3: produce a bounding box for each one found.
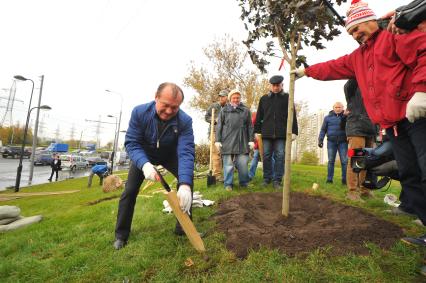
[249,150,260,179]
[263,138,284,183]
[223,154,250,188]
[386,118,426,225]
[326,139,348,182]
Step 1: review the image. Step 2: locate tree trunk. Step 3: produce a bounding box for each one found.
[282,48,297,217]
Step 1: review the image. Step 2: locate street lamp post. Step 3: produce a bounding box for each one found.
[107,114,118,174]
[14,75,35,192]
[29,75,45,184]
[14,102,51,192]
[105,90,123,172]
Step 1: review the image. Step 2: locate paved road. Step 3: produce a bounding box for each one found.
[0,158,128,191]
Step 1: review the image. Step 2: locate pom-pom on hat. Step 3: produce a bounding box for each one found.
[345,0,377,31]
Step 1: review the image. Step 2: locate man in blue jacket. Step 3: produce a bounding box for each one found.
[87,163,109,187]
[318,102,348,185]
[114,82,195,250]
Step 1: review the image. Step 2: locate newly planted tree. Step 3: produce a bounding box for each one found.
[237,0,347,215]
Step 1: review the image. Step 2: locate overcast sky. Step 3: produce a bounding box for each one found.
[0,0,407,147]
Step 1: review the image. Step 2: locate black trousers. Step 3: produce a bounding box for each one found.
[387,118,426,224]
[49,169,59,181]
[115,159,192,241]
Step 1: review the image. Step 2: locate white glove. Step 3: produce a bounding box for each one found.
[290,67,305,80]
[406,92,426,123]
[214,142,222,150]
[177,184,192,214]
[248,142,255,150]
[142,162,159,181]
[291,134,297,141]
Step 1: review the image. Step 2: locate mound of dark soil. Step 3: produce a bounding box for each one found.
[212,192,403,259]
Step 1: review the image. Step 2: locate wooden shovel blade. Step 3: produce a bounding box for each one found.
[165,191,206,252]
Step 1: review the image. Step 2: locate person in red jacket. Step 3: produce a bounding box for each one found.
[292,0,426,228]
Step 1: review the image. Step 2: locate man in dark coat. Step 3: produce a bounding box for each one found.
[344,79,376,201]
[318,102,348,184]
[254,75,298,190]
[48,154,61,182]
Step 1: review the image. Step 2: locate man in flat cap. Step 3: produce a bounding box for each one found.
[254,75,298,190]
[205,90,228,182]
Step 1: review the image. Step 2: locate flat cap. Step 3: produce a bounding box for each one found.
[218,90,228,97]
[269,75,284,84]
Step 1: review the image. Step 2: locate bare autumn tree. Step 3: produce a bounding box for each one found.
[183,35,269,113]
[237,0,347,215]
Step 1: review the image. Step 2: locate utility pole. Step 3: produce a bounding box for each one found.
[29,75,44,184]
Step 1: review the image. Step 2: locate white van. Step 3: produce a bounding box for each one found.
[60,155,89,171]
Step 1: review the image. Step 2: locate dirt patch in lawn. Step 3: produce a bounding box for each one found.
[212,191,403,259]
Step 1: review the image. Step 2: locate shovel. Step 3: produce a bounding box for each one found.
[154,167,206,253]
[207,108,216,187]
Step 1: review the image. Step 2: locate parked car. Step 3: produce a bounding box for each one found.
[34,153,54,166]
[86,156,105,166]
[1,146,31,159]
[59,155,89,171]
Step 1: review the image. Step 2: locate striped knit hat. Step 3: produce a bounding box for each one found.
[345,0,377,31]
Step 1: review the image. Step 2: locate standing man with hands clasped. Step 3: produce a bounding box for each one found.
[113,82,195,250]
[318,102,348,185]
[291,0,426,228]
[254,75,298,190]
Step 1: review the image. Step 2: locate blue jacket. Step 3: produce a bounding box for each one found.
[125,101,195,185]
[319,111,347,143]
[92,164,108,175]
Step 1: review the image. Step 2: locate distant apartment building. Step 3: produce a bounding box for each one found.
[293,109,332,165]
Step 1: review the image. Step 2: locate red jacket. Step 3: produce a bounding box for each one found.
[251,112,259,149]
[306,29,426,128]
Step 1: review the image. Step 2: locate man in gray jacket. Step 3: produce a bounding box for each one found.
[205,90,228,181]
[215,89,254,191]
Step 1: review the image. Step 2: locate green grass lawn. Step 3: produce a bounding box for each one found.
[1,165,425,282]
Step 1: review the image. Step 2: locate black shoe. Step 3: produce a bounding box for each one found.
[401,234,426,247]
[342,180,347,185]
[273,181,281,190]
[113,239,127,250]
[261,180,271,186]
[48,178,52,182]
[326,180,333,184]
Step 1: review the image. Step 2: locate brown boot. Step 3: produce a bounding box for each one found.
[346,191,364,202]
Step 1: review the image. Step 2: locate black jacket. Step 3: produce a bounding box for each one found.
[344,79,376,137]
[50,158,61,170]
[254,91,298,139]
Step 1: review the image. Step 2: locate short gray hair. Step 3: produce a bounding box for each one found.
[155,82,184,102]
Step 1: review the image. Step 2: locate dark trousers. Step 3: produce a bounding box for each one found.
[115,159,192,241]
[49,169,59,181]
[87,172,104,187]
[263,138,284,183]
[386,118,426,225]
[326,140,348,182]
